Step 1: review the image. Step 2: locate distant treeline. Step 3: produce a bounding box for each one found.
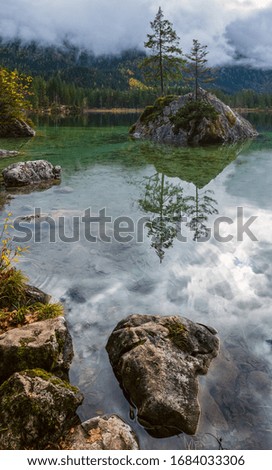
[30,75,158,109]
[2,39,272,110]
[30,74,272,111]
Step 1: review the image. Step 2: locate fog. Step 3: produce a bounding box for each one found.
[0,0,272,66]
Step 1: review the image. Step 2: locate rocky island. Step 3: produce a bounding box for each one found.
[130,89,258,146]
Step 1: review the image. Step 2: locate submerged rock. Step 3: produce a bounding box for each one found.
[60,415,139,450]
[0,149,19,158]
[2,159,61,187]
[106,314,219,438]
[130,89,258,145]
[0,118,35,138]
[0,317,73,383]
[0,369,83,449]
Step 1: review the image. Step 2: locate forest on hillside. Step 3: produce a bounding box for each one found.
[1,38,272,110]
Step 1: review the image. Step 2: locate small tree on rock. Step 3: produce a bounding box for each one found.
[140,7,184,96]
[185,39,215,100]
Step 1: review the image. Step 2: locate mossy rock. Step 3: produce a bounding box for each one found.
[129,88,258,145]
[0,316,74,384]
[0,369,83,449]
[170,99,219,134]
[226,110,237,127]
[139,95,177,125]
[165,320,191,351]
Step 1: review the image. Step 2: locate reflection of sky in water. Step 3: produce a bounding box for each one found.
[1,122,272,450]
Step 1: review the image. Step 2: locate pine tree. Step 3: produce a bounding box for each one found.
[185,39,215,100]
[140,7,184,95]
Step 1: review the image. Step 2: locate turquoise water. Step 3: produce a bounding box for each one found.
[1,113,272,450]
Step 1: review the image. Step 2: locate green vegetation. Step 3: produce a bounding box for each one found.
[225,110,237,127]
[165,320,190,351]
[139,7,184,95]
[2,39,272,110]
[138,95,177,125]
[0,213,63,333]
[184,39,215,101]
[24,369,79,392]
[170,99,219,134]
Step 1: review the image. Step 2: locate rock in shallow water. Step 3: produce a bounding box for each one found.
[106,314,219,438]
[130,89,258,146]
[0,149,19,158]
[60,414,139,450]
[2,159,61,187]
[0,369,83,449]
[0,317,73,383]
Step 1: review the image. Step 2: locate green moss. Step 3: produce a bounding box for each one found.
[139,105,157,123]
[170,99,219,135]
[139,95,177,125]
[129,123,137,134]
[55,330,65,352]
[19,337,35,346]
[24,369,79,393]
[0,369,81,447]
[226,110,236,127]
[16,343,49,371]
[154,95,177,108]
[165,320,190,351]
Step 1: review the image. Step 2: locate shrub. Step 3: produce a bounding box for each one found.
[0,212,63,332]
[170,99,219,134]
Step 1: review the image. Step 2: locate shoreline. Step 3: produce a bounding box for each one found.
[84,107,143,113]
[31,106,272,116]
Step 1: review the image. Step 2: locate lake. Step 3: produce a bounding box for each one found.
[0,112,272,450]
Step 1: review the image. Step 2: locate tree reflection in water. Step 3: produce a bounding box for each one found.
[139,172,218,261]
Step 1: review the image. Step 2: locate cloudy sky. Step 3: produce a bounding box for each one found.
[0,0,272,67]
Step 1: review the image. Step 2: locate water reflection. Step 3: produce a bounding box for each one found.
[139,173,219,261]
[186,187,218,242]
[138,173,188,263]
[1,116,272,449]
[137,142,249,260]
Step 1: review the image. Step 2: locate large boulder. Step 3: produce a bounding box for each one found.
[2,159,61,187]
[0,369,83,449]
[0,317,73,383]
[106,314,219,438]
[60,415,139,450]
[0,118,35,138]
[130,89,258,145]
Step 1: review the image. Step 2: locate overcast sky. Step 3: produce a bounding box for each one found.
[0,0,272,67]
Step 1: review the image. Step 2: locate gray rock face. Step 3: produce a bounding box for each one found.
[24,284,51,305]
[0,370,83,449]
[130,89,258,145]
[2,159,61,187]
[0,118,35,138]
[60,415,139,450]
[0,317,73,384]
[106,314,219,438]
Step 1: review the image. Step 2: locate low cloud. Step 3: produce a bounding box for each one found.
[225,6,272,68]
[0,0,272,67]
